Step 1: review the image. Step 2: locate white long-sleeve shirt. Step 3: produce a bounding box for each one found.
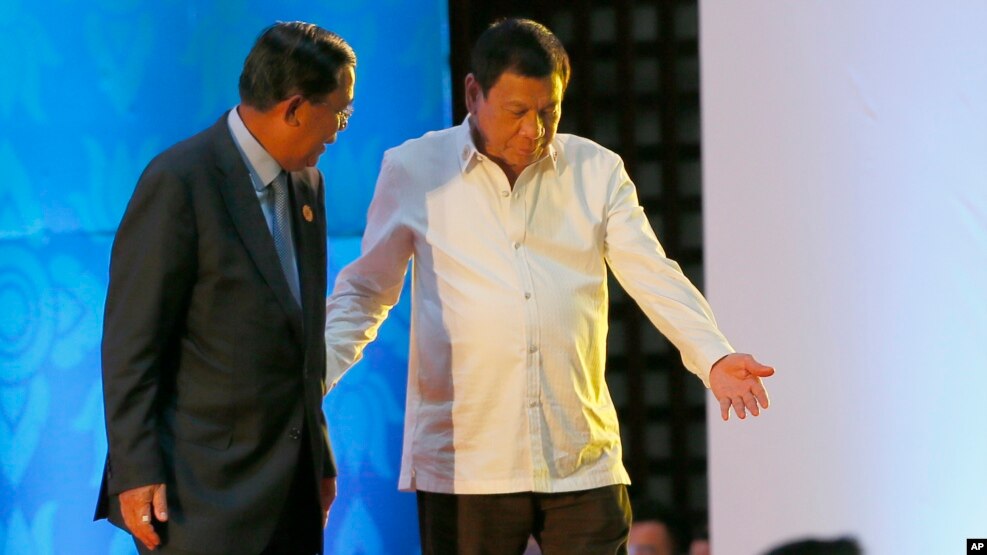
[325,118,734,494]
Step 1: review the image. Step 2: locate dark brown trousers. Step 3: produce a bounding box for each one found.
[417,485,632,555]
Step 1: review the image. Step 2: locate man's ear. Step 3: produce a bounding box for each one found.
[283,95,304,126]
[464,73,481,115]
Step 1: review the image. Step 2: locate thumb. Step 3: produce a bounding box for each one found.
[749,361,775,377]
[152,484,169,522]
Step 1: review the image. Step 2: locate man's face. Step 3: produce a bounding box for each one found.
[466,70,563,179]
[628,521,675,555]
[285,64,356,170]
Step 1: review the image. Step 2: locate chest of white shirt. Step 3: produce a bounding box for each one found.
[419,162,610,262]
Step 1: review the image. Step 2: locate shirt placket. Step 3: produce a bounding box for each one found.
[503,173,549,490]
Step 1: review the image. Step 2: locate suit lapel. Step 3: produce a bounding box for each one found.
[289,171,324,339]
[211,116,304,341]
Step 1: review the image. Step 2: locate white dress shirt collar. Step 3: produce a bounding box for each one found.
[456,115,561,177]
[227,107,284,191]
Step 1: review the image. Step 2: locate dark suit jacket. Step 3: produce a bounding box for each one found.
[95,113,334,554]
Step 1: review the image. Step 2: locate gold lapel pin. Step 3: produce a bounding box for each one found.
[302,205,314,223]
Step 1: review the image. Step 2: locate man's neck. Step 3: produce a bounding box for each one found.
[238,104,287,169]
[468,118,521,188]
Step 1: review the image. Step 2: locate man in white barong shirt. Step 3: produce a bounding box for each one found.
[325,17,774,555]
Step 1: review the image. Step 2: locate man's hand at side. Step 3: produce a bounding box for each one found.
[321,477,337,528]
[709,353,775,421]
[119,483,168,550]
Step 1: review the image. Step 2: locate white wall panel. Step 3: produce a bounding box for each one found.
[701,2,987,552]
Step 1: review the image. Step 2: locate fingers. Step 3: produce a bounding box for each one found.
[320,477,337,508]
[321,477,336,528]
[741,353,776,377]
[722,383,770,422]
[152,484,169,522]
[720,379,770,420]
[714,354,773,380]
[717,382,771,422]
[130,509,159,550]
[743,393,760,417]
[719,396,732,421]
[119,486,162,550]
[750,364,775,377]
[731,396,747,420]
[753,380,771,410]
[734,354,773,378]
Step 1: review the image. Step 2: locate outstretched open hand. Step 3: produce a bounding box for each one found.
[709,353,775,421]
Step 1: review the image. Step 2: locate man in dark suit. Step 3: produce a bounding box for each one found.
[96,22,356,554]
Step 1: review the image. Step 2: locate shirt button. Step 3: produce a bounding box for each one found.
[500,190,509,197]
[513,242,520,249]
[289,428,302,440]
[529,345,538,353]
[524,292,531,299]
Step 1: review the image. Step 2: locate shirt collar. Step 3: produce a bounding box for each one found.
[227,107,284,192]
[456,115,561,176]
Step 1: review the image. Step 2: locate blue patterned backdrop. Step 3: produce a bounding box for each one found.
[0,1,449,553]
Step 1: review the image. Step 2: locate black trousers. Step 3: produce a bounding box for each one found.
[135,432,322,555]
[417,485,632,555]
[261,432,322,555]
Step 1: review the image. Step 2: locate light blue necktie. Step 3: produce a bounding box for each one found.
[270,172,301,305]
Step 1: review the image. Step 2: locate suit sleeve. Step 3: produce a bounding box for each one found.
[101,163,197,495]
